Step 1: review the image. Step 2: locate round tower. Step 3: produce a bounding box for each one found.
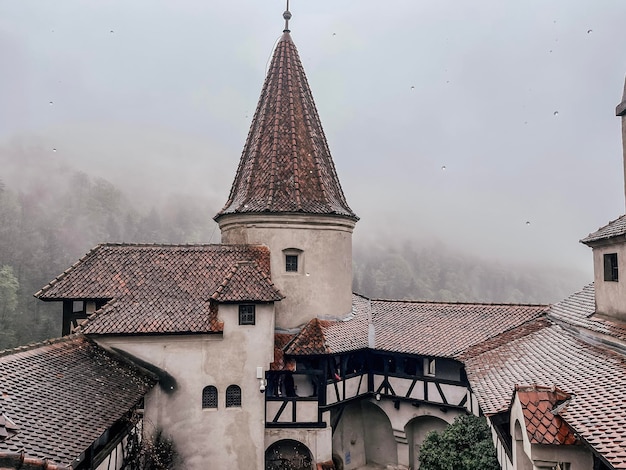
[214,25,358,330]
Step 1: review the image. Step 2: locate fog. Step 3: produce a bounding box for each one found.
[2,0,626,281]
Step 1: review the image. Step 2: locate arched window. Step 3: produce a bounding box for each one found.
[202,385,218,409]
[226,385,242,408]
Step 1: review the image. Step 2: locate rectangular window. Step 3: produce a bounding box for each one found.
[424,358,436,377]
[239,304,255,325]
[286,255,298,272]
[604,253,619,281]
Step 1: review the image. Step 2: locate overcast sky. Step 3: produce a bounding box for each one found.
[1,0,625,278]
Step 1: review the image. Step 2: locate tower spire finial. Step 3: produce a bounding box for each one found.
[283,0,291,33]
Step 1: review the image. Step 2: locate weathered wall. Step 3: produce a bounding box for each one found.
[405,415,448,469]
[332,403,368,469]
[332,398,462,469]
[592,242,626,321]
[218,213,356,329]
[265,420,333,466]
[94,303,275,470]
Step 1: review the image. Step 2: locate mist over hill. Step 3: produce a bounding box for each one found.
[0,141,589,350]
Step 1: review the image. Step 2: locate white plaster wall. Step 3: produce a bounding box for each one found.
[487,419,513,470]
[265,422,333,464]
[218,213,356,329]
[592,243,626,321]
[332,403,368,469]
[94,303,275,470]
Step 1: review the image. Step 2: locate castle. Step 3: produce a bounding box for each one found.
[1,9,626,470]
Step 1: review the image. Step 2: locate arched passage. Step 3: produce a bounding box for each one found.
[265,439,314,470]
[360,401,398,467]
[406,415,448,469]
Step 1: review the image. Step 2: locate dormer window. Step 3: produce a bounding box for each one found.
[604,253,619,281]
[239,305,255,325]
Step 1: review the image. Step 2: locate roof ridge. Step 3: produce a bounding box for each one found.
[0,333,83,359]
[369,297,550,308]
[458,317,552,360]
[210,262,241,300]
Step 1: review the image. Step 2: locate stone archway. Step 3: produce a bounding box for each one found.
[265,439,314,470]
[360,401,398,467]
[405,415,448,469]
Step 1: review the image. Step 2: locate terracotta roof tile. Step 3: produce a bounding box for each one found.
[285,294,546,357]
[581,214,626,244]
[464,322,626,469]
[0,335,155,467]
[365,296,547,357]
[515,385,578,445]
[271,333,295,371]
[548,283,626,342]
[210,261,283,303]
[285,318,333,355]
[215,32,357,221]
[35,244,281,335]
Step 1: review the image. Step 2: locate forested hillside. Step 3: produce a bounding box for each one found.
[0,172,214,349]
[353,240,587,304]
[0,167,588,350]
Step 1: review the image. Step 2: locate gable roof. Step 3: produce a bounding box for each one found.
[515,385,578,446]
[0,335,155,468]
[35,244,282,335]
[215,31,357,221]
[285,294,547,357]
[464,322,626,469]
[580,214,626,245]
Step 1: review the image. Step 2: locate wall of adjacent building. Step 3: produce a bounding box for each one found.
[93,303,275,470]
[219,213,355,328]
[592,242,626,321]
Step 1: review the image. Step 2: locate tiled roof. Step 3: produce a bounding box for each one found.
[0,335,155,468]
[464,322,626,469]
[515,385,578,446]
[285,295,370,355]
[271,333,295,371]
[548,283,626,343]
[285,294,546,357]
[35,244,281,335]
[215,32,357,221]
[580,214,626,244]
[210,261,283,303]
[285,318,333,355]
[369,299,547,357]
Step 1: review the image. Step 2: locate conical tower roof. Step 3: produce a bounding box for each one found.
[215,31,357,221]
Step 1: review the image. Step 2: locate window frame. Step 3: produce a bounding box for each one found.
[604,253,619,282]
[225,384,242,408]
[201,385,218,409]
[285,254,299,272]
[283,248,303,274]
[238,304,256,325]
[424,358,436,377]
